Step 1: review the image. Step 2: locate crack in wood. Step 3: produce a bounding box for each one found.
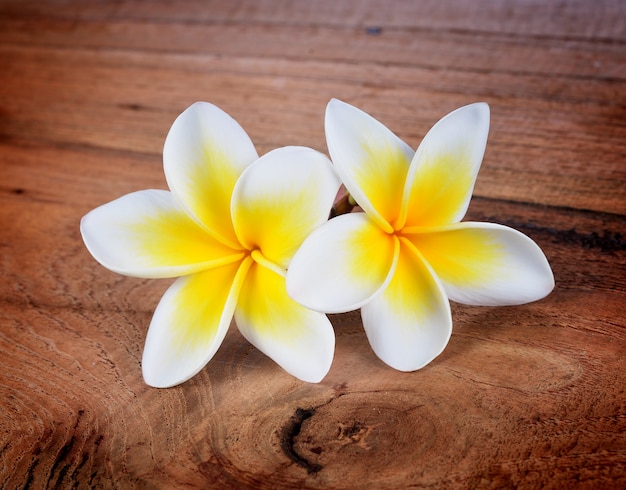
[488,218,625,253]
[280,407,322,474]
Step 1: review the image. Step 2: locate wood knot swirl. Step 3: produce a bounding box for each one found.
[284,390,440,480]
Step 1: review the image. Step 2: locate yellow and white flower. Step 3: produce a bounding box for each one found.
[287,99,554,371]
[81,102,340,387]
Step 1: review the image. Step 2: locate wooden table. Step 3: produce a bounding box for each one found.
[1,1,625,488]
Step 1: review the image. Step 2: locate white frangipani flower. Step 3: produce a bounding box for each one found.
[287,99,554,371]
[81,102,341,387]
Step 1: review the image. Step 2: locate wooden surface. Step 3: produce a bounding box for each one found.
[1,0,625,488]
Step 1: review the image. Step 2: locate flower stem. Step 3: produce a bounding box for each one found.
[330,186,357,218]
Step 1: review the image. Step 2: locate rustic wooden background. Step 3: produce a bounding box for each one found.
[1,0,625,488]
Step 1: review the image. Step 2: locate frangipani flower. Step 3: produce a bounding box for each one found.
[81,102,341,387]
[287,99,554,371]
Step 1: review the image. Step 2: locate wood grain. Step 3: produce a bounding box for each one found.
[1,0,625,488]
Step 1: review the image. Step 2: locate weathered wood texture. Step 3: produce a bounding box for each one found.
[1,1,625,488]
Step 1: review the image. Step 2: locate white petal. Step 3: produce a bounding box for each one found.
[361,238,452,371]
[232,146,340,269]
[399,103,490,228]
[142,258,250,388]
[286,213,399,314]
[80,190,243,278]
[407,222,555,305]
[163,102,258,247]
[235,263,335,383]
[325,98,414,233]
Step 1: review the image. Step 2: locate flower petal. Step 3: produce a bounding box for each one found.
[287,213,399,314]
[80,190,244,278]
[361,238,452,371]
[231,146,340,269]
[142,258,251,388]
[325,99,414,233]
[163,102,258,248]
[407,222,555,306]
[399,103,490,228]
[234,263,335,383]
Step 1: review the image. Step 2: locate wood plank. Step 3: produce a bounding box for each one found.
[1,177,624,487]
[1,0,625,41]
[1,16,624,80]
[1,44,624,214]
[1,0,625,487]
